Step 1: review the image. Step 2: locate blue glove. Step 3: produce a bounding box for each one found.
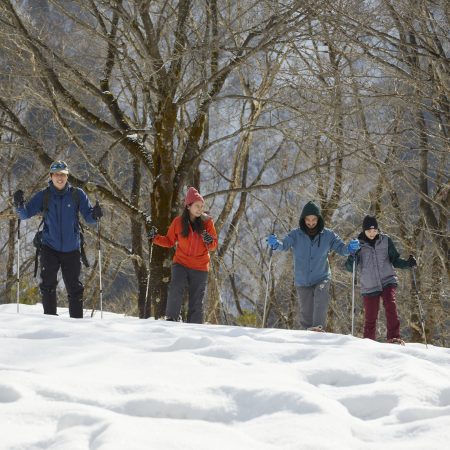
[266,234,281,250]
[347,239,360,254]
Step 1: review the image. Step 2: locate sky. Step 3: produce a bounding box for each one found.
[1,303,449,450]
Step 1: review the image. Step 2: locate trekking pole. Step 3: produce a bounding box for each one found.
[144,240,154,318]
[207,253,228,325]
[213,257,229,325]
[262,247,273,328]
[202,233,228,325]
[95,202,103,319]
[16,218,21,313]
[411,267,428,348]
[351,256,356,336]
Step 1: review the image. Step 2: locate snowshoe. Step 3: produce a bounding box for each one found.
[307,325,325,332]
[387,338,405,346]
[164,315,183,322]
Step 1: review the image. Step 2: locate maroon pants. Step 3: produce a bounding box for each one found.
[363,286,400,340]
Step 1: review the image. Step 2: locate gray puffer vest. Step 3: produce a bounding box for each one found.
[358,234,397,295]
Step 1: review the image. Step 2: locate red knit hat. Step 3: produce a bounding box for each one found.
[184,187,204,206]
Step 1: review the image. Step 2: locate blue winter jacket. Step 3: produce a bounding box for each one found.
[276,227,350,287]
[17,181,96,253]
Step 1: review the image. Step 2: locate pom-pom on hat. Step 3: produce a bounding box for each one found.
[363,215,378,230]
[184,187,204,206]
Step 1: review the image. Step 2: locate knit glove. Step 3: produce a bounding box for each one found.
[147,226,158,241]
[407,255,417,268]
[266,234,281,250]
[347,239,360,254]
[202,230,214,245]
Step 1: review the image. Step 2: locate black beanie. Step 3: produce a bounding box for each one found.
[363,215,378,230]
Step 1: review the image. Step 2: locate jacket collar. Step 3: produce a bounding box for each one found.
[48,180,70,195]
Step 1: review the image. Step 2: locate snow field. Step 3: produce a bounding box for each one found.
[1,304,450,450]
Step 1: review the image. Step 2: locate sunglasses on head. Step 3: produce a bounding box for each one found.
[50,161,68,172]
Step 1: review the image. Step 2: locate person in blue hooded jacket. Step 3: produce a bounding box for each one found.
[13,160,103,318]
[266,201,360,331]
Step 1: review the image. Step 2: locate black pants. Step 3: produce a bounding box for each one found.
[39,245,84,318]
[166,263,208,323]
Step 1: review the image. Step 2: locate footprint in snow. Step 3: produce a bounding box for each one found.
[115,387,320,423]
[0,384,21,403]
[17,329,67,340]
[439,387,450,407]
[307,369,376,387]
[338,393,398,420]
[396,405,450,423]
[152,336,213,352]
[279,348,319,363]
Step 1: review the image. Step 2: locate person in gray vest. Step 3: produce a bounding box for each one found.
[267,201,360,331]
[13,160,103,318]
[345,215,416,343]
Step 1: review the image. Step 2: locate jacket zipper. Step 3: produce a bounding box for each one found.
[59,196,64,250]
[307,238,313,284]
[372,241,383,291]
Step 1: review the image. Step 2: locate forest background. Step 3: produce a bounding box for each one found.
[0,0,448,345]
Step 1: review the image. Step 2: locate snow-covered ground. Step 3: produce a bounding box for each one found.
[1,304,449,450]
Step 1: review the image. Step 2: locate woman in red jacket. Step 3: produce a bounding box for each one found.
[148,187,218,323]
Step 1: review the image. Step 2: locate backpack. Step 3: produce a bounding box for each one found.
[33,186,90,277]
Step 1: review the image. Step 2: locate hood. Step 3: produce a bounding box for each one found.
[299,201,324,233]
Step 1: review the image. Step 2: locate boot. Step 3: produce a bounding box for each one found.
[40,287,57,315]
[68,295,83,318]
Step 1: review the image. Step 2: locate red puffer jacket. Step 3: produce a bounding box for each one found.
[153,215,218,271]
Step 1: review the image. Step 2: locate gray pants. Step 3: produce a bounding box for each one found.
[296,280,330,329]
[166,263,208,323]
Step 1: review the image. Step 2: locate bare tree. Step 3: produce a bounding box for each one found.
[0,0,315,318]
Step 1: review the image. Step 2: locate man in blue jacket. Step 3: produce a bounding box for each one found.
[13,160,103,318]
[267,201,360,331]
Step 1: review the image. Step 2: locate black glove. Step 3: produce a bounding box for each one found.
[202,230,213,245]
[407,255,417,268]
[13,190,25,208]
[92,202,103,220]
[147,225,158,240]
